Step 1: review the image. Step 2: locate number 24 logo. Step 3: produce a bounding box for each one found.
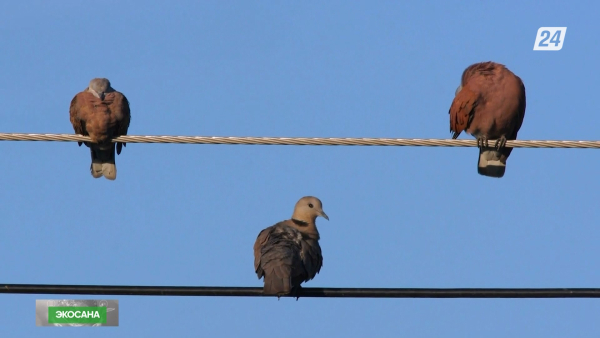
[533,27,567,51]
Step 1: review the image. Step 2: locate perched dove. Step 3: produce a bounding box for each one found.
[69,78,131,180]
[254,196,329,298]
[449,61,526,178]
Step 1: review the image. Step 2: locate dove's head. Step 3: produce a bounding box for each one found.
[88,78,112,100]
[292,196,329,224]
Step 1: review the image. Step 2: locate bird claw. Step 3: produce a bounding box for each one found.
[292,286,302,301]
[476,136,488,149]
[495,136,507,150]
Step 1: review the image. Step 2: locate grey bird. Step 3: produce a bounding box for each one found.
[70,78,131,180]
[253,196,329,299]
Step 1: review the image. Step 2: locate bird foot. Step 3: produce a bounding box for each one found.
[494,136,507,150]
[476,136,489,149]
[292,286,302,301]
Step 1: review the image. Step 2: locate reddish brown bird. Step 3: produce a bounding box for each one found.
[254,196,328,299]
[69,78,131,180]
[449,61,526,178]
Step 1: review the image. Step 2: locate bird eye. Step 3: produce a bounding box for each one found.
[308,203,314,208]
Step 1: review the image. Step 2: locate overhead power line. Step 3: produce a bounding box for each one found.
[0,133,598,148]
[2,284,600,298]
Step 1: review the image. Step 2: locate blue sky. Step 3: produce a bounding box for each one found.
[0,0,598,337]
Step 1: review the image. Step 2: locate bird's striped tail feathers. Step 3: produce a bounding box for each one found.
[90,145,117,180]
[477,147,507,178]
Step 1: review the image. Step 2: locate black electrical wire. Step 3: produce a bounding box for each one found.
[2,284,600,298]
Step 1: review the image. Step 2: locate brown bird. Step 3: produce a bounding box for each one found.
[253,196,329,298]
[449,61,526,178]
[69,78,131,180]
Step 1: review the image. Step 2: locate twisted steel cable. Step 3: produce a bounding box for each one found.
[0,133,598,148]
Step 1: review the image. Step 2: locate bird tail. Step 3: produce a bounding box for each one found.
[262,267,292,296]
[478,147,512,178]
[90,145,117,180]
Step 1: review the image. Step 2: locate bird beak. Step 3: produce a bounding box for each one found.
[455,84,462,96]
[99,92,105,100]
[319,210,329,221]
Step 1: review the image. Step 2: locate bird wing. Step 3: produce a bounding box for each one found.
[254,222,306,282]
[299,236,323,281]
[69,92,89,147]
[508,77,527,139]
[108,91,131,155]
[253,226,273,278]
[449,85,479,139]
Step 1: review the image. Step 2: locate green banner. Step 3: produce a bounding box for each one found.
[48,307,107,324]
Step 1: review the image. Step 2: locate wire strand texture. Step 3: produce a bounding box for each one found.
[0,133,599,148]
[2,284,600,298]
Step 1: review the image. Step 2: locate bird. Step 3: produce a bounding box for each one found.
[253,196,329,299]
[449,61,526,178]
[69,78,131,180]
